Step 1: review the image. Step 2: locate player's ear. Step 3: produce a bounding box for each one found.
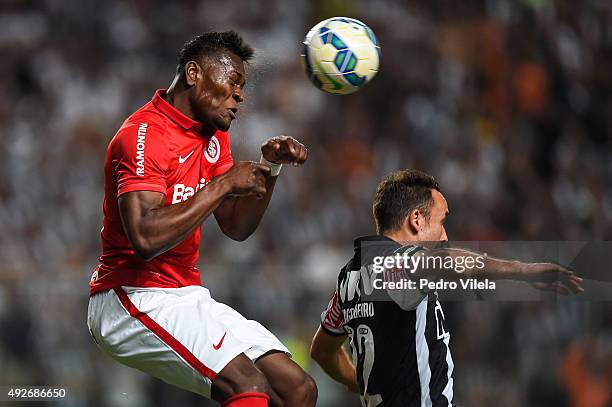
[184,61,200,87]
[407,209,421,234]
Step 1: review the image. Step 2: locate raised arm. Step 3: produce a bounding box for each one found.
[214,136,307,241]
[414,247,584,295]
[119,162,270,260]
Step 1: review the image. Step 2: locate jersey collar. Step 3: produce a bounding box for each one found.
[353,235,398,249]
[152,89,203,133]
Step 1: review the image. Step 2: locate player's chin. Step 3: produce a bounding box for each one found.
[213,115,232,132]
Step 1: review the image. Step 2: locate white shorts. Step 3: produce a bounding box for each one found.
[87,285,290,398]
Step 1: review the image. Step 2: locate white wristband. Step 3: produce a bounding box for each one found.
[260,156,282,177]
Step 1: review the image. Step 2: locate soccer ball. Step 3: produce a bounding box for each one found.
[301,17,381,95]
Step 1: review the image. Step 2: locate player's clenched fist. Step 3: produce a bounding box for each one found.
[261,135,308,166]
[222,161,271,197]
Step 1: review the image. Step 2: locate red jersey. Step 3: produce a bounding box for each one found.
[90,89,234,295]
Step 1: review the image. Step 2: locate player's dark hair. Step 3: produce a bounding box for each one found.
[177,30,254,73]
[373,169,440,234]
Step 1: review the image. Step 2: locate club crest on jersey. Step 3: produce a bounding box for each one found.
[204,136,220,163]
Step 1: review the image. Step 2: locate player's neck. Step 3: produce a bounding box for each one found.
[383,230,416,245]
[165,81,216,137]
[164,85,194,120]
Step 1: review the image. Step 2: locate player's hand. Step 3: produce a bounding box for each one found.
[261,135,308,166]
[521,262,584,295]
[221,161,271,198]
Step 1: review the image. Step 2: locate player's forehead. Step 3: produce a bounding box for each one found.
[204,51,245,78]
[430,189,448,218]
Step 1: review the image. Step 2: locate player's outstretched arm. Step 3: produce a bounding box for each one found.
[310,327,359,394]
[416,248,584,295]
[118,162,270,260]
[214,136,307,241]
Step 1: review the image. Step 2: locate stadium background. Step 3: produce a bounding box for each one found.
[1,0,612,405]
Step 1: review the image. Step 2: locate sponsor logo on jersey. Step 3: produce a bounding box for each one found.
[136,122,148,176]
[171,178,211,204]
[204,135,220,163]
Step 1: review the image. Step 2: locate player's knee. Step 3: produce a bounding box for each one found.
[213,357,270,400]
[291,372,317,406]
[239,367,270,395]
[225,367,270,396]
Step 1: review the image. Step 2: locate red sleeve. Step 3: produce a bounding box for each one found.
[112,120,170,197]
[320,290,346,336]
[211,131,234,177]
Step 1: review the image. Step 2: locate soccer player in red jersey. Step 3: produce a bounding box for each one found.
[87,31,316,407]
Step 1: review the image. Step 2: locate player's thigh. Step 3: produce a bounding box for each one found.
[210,300,291,361]
[87,287,252,398]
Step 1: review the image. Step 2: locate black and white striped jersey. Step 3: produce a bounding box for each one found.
[321,235,455,407]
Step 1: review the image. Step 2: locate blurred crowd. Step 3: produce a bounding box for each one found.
[1,0,611,406]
